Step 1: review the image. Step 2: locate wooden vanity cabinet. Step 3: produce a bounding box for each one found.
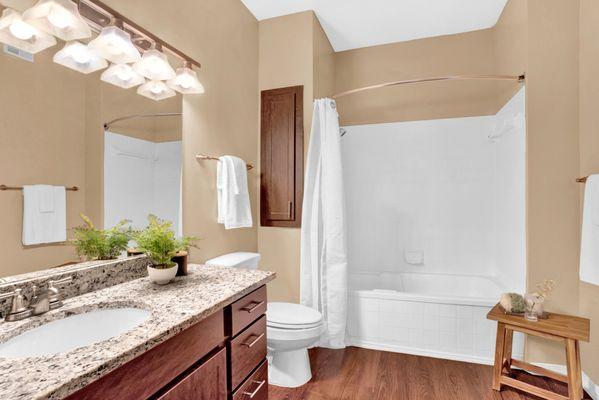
[157,347,227,400]
[64,286,268,400]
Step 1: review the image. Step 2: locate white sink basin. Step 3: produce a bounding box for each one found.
[0,308,151,358]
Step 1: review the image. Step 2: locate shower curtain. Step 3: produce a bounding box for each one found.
[300,98,348,349]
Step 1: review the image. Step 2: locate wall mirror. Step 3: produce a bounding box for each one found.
[0,0,185,279]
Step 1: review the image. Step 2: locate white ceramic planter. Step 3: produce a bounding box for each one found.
[147,264,178,285]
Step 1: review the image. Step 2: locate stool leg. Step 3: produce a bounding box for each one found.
[492,322,507,391]
[575,341,583,400]
[566,339,582,400]
[503,328,514,374]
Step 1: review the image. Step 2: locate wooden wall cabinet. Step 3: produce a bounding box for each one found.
[260,86,304,228]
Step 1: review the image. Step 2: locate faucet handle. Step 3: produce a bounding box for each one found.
[1,289,33,322]
[48,276,73,308]
[48,276,73,288]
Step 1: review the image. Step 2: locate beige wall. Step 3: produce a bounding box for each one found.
[579,0,599,384]
[257,12,335,302]
[0,50,86,275]
[523,0,582,366]
[257,11,314,303]
[334,28,521,126]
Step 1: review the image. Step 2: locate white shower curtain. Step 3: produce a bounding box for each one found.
[300,98,348,349]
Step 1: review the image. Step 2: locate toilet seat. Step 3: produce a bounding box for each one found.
[267,302,323,330]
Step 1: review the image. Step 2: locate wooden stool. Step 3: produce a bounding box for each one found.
[487,304,590,400]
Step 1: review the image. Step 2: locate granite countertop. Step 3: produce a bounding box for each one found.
[0,264,275,400]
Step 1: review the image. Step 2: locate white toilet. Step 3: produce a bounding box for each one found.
[266,302,323,388]
[204,252,323,388]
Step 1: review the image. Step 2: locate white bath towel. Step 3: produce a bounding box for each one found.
[22,185,67,245]
[216,156,252,229]
[580,174,599,286]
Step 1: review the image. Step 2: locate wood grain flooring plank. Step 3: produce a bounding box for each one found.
[269,347,592,400]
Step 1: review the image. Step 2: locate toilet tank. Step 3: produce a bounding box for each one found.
[205,252,261,270]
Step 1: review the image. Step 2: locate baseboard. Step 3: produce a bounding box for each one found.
[531,363,599,400]
[346,337,511,366]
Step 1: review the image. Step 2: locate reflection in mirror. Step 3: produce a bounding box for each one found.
[0,7,183,278]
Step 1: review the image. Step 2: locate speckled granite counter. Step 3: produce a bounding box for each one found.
[0,264,275,400]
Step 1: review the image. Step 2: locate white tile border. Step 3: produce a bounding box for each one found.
[346,337,496,365]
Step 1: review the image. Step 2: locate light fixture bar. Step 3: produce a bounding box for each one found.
[77,0,201,69]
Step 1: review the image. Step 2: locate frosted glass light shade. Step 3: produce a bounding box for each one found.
[23,0,91,41]
[0,8,56,54]
[53,41,107,74]
[88,25,140,64]
[137,80,176,101]
[133,49,175,80]
[101,63,145,89]
[167,67,204,94]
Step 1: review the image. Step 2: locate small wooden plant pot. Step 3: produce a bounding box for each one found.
[127,248,144,257]
[172,251,188,276]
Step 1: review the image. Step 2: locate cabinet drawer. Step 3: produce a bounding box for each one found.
[233,360,268,400]
[231,286,267,336]
[231,315,267,390]
[158,347,227,400]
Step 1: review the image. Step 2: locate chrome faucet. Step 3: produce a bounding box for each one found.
[0,276,73,322]
[0,289,32,322]
[29,285,51,315]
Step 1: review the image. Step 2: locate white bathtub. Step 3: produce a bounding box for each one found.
[347,271,524,365]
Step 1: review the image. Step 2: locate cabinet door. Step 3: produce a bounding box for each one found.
[260,86,303,227]
[158,347,227,400]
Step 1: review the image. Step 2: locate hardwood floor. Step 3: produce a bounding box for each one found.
[269,347,592,400]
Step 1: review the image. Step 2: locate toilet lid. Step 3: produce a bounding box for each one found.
[267,302,323,329]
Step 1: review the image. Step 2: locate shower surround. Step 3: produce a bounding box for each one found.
[342,88,526,364]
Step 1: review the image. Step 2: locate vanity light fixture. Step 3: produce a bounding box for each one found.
[23,0,92,41]
[137,80,176,101]
[0,8,56,53]
[88,24,140,64]
[133,47,176,81]
[167,62,205,94]
[53,41,107,73]
[101,63,145,89]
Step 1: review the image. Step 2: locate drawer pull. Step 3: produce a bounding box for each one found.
[241,301,264,313]
[243,380,266,398]
[241,333,265,348]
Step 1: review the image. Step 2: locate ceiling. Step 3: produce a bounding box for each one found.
[241,0,508,52]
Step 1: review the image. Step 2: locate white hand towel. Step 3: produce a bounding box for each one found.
[22,185,67,245]
[580,174,599,286]
[216,160,226,224]
[217,156,252,229]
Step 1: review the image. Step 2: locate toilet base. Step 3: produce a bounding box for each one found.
[268,347,312,388]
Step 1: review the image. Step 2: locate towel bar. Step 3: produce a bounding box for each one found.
[195,154,254,171]
[0,185,79,191]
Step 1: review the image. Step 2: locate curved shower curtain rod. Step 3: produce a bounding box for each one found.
[103,112,182,130]
[331,74,526,99]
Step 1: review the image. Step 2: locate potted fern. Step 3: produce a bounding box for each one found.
[71,215,132,261]
[134,215,198,284]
